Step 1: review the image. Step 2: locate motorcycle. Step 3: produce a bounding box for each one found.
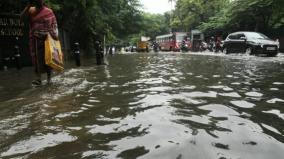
[214,40,223,53]
[180,41,189,52]
[208,41,215,52]
[153,42,159,52]
[200,41,207,52]
[214,42,222,53]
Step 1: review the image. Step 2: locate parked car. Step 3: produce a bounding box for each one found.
[223,32,279,57]
[125,46,137,52]
[131,46,137,52]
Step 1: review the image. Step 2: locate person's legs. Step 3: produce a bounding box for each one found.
[32,71,42,86]
[32,38,43,86]
[96,52,102,65]
[47,67,52,84]
[32,60,42,86]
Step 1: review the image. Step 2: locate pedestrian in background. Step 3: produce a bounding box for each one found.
[95,41,104,65]
[100,43,105,61]
[21,0,58,86]
[14,37,22,70]
[108,45,113,56]
[276,39,280,48]
[215,36,222,53]
[2,50,10,71]
[73,42,81,67]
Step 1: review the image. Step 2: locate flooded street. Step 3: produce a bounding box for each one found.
[1,52,284,159]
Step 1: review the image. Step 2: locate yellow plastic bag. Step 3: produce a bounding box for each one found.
[45,34,64,72]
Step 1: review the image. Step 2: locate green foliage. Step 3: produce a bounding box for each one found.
[173,0,284,36]
[172,0,228,31]
[123,12,171,45]
[53,0,144,51]
[140,13,170,38]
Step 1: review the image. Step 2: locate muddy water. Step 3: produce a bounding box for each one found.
[0,52,284,159]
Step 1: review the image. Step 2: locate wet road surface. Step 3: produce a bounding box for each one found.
[1,52,284,159]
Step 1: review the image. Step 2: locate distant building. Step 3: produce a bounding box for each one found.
[141,36,150,42]
[190,30,204,41]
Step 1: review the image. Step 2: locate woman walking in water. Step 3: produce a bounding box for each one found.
[21,0,58,86]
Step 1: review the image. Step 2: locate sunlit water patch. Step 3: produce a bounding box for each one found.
[0,132,77,158]
[230,100,256,108]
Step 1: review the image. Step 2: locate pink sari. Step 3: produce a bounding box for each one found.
[29,6,58,64]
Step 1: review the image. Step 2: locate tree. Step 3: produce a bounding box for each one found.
[124,12,172,45]
[172,0,228,31]
[169,0,283,38]
[199,0,284,36]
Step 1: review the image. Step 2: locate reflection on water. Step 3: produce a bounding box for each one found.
[0,52,284,159]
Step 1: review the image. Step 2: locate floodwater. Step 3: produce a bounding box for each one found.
[0,52,284,159]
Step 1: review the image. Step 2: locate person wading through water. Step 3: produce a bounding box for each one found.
[21,0,59,86]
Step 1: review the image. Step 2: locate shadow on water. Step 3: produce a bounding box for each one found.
[0,52,284,159]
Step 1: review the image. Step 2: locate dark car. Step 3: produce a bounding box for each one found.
[223,32,279,57]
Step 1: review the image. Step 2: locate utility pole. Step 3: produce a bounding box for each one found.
[168,0,176,33]
[103,35,106,55]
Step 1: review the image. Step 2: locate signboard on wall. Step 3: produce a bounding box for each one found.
[0,13,31,68]
[0,14,24,37]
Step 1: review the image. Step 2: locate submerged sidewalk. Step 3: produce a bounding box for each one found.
[0,57,99,102]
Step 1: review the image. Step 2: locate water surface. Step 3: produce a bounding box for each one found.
[0,52,284,159]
